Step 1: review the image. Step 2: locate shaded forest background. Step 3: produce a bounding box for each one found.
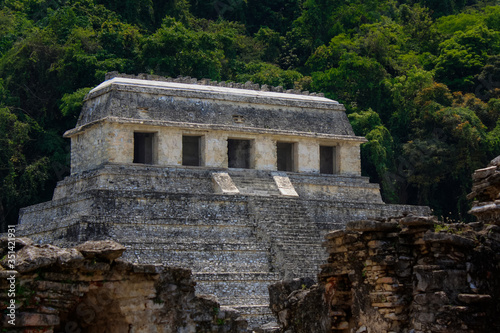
[1,0,499,231]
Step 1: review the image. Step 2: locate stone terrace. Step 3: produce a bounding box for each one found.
[17,164,429,327]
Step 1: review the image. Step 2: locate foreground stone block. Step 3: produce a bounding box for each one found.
[0,240,248,333]
[270,215,500,333]
[76,240,126,260]
[3,244,84,273]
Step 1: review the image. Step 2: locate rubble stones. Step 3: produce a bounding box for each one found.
[0,239,248,333]
[346,219,399,232]
[0,236,32,257]
[423,231,476,248]
[468,155,500,225]
[488,155,500,167]
[1,244,84,273]
[270,216,500,333]
[75,240,126,260]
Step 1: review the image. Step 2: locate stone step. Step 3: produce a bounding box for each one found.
[279,252,325,260]
[238,190,278,197]
[236,180,277,186]
[229,174,281,197]
[273,230,321,236]
[104,217,254,227]
[215,296,271,306]
[259,213,309,217]
[274,232,321,238]
[122,241,267,252]
[121,250,271,273]
[107,224,258,241]
[277,250,326,257]
[276,253,325,260]
[237,185,277,191]
[270,236,324,243]
[277,243,325,250]
[236,185,278,192]
[273,233,319,238]
[231,305,275,329]
[195,281,272,301]
[193,272,281,281]
[254,205,307,211]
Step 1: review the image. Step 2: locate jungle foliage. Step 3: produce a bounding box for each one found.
[1,0,499,229]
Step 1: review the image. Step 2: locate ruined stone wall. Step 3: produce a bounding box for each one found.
[467,156,500,223]
[0,238,247,333]
[269,216,500,333]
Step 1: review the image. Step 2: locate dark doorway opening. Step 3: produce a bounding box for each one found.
[277,142,295,172]
[133,132,154,164]
[228,139,251,168]
[182,136,201,166]
[320,146,336,174]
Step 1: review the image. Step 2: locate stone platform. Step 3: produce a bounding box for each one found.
[18,164,429,327]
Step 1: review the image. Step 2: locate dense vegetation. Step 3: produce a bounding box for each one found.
[1,0,499,230]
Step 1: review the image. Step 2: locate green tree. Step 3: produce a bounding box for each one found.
[475,55,500,101]
[384,67,434,142]
[311,52,389,113]
[0,105,50,230]
[245,0,302,34]
[434,26,500,92]
[405,88,490,220]
[140,17,229,79]
[398,4,438,53]
[254,27,285,64]
[236,62,303,89]
[349,109,396,201]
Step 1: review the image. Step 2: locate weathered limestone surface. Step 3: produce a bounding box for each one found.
[468,155,500,224]
[17,165,428,327]
[0,239,247,333]
[269,216,500,333]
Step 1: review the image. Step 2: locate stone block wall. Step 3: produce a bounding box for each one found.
[269,216,500,333]
[70,120,363,176]
[70,124,109,174]
[468,156,500,223]
[0,238,248,333]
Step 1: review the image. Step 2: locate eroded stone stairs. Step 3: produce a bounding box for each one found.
[229,171,282,196]
[250,198,333,279]
[89,194,278,328]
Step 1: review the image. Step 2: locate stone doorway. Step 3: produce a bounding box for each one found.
[320,145,337,174]
[182,135,202,166]
[277,142,295,172]
[133,132,155,164]
[228,139,252,168]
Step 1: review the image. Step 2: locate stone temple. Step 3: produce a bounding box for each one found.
[18,73,429,326]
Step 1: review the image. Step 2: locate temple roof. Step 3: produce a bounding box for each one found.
[69,74,356,139]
